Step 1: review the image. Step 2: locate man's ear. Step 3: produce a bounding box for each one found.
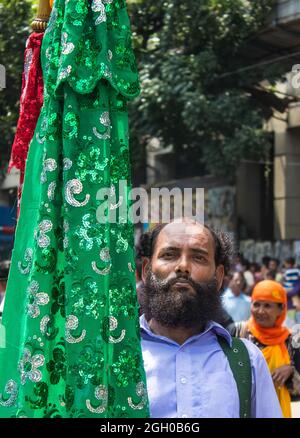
[216,265,225,292]
[141,257,151,283]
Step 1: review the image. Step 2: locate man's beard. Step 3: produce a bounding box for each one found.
[143,269,224,329]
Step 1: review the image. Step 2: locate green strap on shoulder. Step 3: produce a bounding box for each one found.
[217,335,252,418]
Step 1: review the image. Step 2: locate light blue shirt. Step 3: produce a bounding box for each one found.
[222,288,251,322]
[140,315,282,418]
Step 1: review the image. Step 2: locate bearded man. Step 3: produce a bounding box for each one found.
[139,218,282,418]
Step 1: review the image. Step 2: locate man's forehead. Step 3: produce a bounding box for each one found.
[155,222,213,249]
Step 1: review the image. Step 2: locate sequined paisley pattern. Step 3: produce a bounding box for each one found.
[0,0,148,418]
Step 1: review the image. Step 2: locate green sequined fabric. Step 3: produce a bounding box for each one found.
[0,0,149,418]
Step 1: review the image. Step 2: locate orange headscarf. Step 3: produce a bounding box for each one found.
[247,280,290,346]
[247,280,292,418]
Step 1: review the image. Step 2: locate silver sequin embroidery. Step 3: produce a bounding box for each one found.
[0,380,18,407]
[100,111,110,127]
[109,316,126,344]
[35,220,53,248]
[26,280,50,319]
[92,0,107,25]
[18,248,33,275]
[65,179,90,208]
[128,382,147,410]
[47,182,56,201]
[86,385,108,414]
[128,263,135,273]
[61,32,75,55]
[65,315,86,344]
[36,132,46,145]
[91,262,111,275]
[92,111,111,140]
[100,248,111,262]
[18,348,45,385]
[92,127,110,140]
[58,65,72,81]
[92,248,112,275]
[41,158,57,184]
[40,315,51,335]
[63,220,70,249]
[63,158,73,170]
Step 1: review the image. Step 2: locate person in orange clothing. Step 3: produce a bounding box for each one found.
[228,280,300,418]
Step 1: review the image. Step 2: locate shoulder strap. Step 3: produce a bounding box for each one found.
[217,335,252,418]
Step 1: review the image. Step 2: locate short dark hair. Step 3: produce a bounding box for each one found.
[138,223,234,275]
[228,271,247,289]
[0,265,9,282]
[285,257,295,266]
[266,269,277,281]
[262,256,271,267]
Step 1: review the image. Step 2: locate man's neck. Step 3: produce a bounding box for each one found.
[231,288,241,297]
[148,318,205,345]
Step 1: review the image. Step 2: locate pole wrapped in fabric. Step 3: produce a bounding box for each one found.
[8,33,44,214]
[0,0,149,418]
[9,0,52,215]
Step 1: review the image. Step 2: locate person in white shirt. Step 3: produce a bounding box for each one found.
[222,271,251,322]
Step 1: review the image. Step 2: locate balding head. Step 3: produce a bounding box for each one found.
[139,219,233,283]
[142,219,224,292]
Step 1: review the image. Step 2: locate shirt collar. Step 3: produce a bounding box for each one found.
[140,314,232,347]
[224,288,246,299]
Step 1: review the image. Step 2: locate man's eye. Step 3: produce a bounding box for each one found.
[162,253,175,258]
[194,255,205,261]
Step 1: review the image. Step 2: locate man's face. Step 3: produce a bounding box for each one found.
[147,222,223,288]
[268,260,278,271]
[292,295,300,311]
[0,280,6,294]
[142,222,225,328]
[229,272,243,294]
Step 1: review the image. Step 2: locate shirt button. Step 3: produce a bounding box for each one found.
[180,377,187,384]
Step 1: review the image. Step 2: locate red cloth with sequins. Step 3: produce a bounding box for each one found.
[8,32,44,215]
[9,32,44,185]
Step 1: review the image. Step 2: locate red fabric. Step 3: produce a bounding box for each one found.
[9,32,44,173]
[8,32,44,217]
[0,226,15,235]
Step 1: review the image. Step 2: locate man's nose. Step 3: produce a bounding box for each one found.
[175,256,191,275]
